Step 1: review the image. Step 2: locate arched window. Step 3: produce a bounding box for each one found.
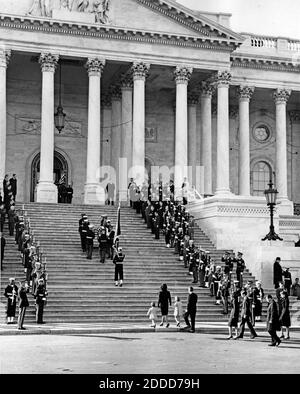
[251,161,273,196]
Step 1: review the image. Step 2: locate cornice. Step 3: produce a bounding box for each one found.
[231,55,300,73]
[0,14,238,53]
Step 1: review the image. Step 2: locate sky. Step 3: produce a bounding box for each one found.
[179,0,300,39]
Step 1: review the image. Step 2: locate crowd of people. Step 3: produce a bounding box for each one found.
[126,177,299,344]
[78,212,125,287]
[1,177,48,329]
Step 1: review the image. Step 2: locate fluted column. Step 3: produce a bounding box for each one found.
[274,88,291,201]
[0,50,10,190]
[120,74,133,202]
[238,86,254,196]
[200,81,214,196]
[174,65,193,196]
[36,53,59,203]
[101,92,112,168]
[131,61,150,185]
[84,57,105,205]
[215,71,231,195]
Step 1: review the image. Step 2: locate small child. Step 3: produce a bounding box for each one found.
[147,302,158,328]
[174,296,183,327]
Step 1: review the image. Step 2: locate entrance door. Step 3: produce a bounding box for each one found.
[31,151,68,202]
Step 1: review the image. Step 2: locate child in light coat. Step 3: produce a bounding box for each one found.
[174,296,183,327]
[147,301,158,328]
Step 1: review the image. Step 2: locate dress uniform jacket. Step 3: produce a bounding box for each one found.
[4,284,18,317]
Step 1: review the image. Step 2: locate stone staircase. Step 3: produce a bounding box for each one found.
[1,202,299,325]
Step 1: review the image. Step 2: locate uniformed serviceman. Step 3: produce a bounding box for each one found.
[222,251,234,280]
[34,278,48,324]
[81,216,89,253]
[86,224,95,260]
[235,251,245,288]
[7,205,16,236]
[4,278,18,324]
[98,226,108,263]
[113,246,125,287]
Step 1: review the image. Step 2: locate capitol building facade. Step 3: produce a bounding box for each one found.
[0,0,300,283]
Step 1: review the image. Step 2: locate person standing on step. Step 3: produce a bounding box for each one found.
[86,224,95,260]
[17,281,29,330]
[4,278,18,324]
[9,174,17,201]
[113,246,125,287]
[81,216,89,253]
[7,205,16,236]
[66,184,73,204]
[235,290,257,340]
[34,278,47,324]
[158,283,172,328]
[183,286,198,333]
[153,211,160,240]
[273,257,283,289]
[1,232,5,270]
[283,267,292,296]
[266,294,281,347]
[98,226,108,264]
[78,213,87,252]
[0,203,5,232]
[235,251,245,288]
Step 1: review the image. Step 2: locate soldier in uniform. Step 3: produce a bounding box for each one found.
[34,278,48,324]
[153,211,160,240]
[113,246,125,287]
[235,251,245,288]
[4,278,18,324]
[1,232,5,270]
[17,281,29,330]
[81,216,89,253]
[86,224,95,260]
[98,226,108,263]
[222,251,233,280]
[283,267,292,295]
[7,205,16,236]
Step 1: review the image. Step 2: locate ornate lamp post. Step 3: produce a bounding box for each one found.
[54,61,66,133]
[262,180,283,241]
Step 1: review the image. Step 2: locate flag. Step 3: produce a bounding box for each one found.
[114,203,121,244]
[58,173,66,185]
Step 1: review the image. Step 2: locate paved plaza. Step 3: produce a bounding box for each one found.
[1,331,299,374]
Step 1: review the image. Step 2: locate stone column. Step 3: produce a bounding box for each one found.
[215,71,231,196]
[120,74,133,203]
[174,65,193,195]
[101,91,112,168]
[84,57,105,205]
[110,84,122,199]
[200,81,214,196]
[273,88,291,201]
[238,86,254,196]
[0,50,10,191]
[131,61,150,185]
[36,53,59,203]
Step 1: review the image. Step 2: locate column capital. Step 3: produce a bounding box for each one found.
[101,91,112,108]
[174,65,193,85]
[0,50,11,68]
[85,57,106,77]
[273,88,291,104]
[110,84,122,101]
[200,80,215,98]
[215,70,232,87]
[131,61,150,81]
[120,73,133,90]
[187,91,199,106]
[39,53,59,72]
[237,86,255,101]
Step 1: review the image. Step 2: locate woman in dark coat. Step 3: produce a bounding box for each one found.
[227,284,240,339]
[279,291,291,339]
[158,283,171,327]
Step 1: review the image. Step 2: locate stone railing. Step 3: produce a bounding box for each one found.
[237,33,300,56]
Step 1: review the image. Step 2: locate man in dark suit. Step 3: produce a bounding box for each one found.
[17,281,29,330]
[235,291,257,339]
[273,257,283,289]
[266,294,281,346]
[183,286,198,333]
[9,174,17,201]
